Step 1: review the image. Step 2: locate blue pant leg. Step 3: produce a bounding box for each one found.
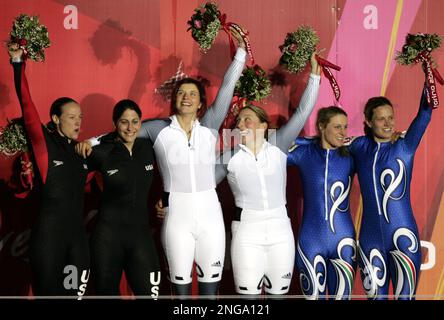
[296,241,328,300]
[387,227,422,300]
[327,237,357,300]
[357,240,390,300]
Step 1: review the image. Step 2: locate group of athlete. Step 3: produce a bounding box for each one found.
[7,23,433,299]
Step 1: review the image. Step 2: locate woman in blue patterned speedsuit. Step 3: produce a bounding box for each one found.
[349,84,431,300]
[288,106,356,300]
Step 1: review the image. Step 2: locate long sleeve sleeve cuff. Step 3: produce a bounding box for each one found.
[234,47,247,62]
[89,137,101,147]
[309,73,321,82]
[11,56,23,63]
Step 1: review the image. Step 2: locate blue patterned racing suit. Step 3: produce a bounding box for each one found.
[288,138,356,300]
[349,87,431,300]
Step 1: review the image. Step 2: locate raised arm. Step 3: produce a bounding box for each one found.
[403,85,432,152]
[10,47,49,183]
[201,38,247,130]
[271,53,321,153]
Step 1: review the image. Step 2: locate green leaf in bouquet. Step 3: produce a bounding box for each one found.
[0,120,29,156]
[395,33,442,65]
[9,14,51,62]
[279,26,319,74]
[188,2,222,52]
[235,65,271,102]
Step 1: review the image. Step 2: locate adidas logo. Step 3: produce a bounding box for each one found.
[211,261,222,267]
[145,164,154,171]
[107,169,119,176]
[282,272,292,279]
[53,160,64,167]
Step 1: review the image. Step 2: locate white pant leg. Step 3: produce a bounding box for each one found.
[194,190,226,283]
[162,190,225,285]
[231,220,266,294]
[264,216,295,294]
[162,193,195,285]
[230,206,295,295]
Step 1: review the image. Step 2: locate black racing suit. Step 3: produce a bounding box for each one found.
[88,134,161,296]
[12,62,89,297]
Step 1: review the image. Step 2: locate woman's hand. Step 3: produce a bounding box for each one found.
[390,130,404,144]
[155,198,167,219]
[311,50,323,76]
[8,43,24,62]
[230,25,247,50]
[75,140,93,159]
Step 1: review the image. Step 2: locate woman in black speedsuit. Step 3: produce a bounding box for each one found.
[9,46,90,297]
[86,100,161,297]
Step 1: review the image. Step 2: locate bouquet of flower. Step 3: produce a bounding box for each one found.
[235,65,271,102]
[396,33,443,108]
[395,33,442,65]
[0,119,34,198]
[187,2,255,64]
[221,65,271,130]
[279,25,342,101]
[187,2,222,52]
[0,119,28,156]
[8,14,51,61]
[279,26,319,74]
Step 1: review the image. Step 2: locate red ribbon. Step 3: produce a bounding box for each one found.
[15,151,34,199]
[218,14,255,65]
[316,55,341,101]
[221,96,248,150]
[414,50,444,108]
[222,96,248,129]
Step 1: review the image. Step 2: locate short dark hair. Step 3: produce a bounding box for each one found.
[47,97,78,131]
[112,99,142,124]
[170,78,207,118]
[363,96,393,136]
